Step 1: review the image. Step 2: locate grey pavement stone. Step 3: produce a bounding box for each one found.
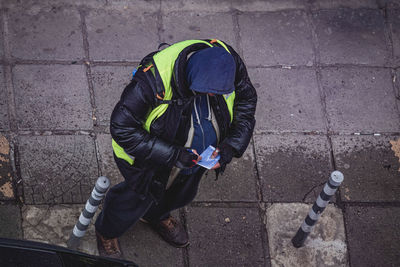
[161,0,231,12]
[13,65,93,130]
[345,206,400,267]
[120,215,184,267]
[91,66,133,126]
[86,8,159,61]
[0,67,9,131]
[0,204,22,239]
[331,135,400,202]
[186,206,266,267]
[231,0,306,12]
[96,134,124,187]
[266,203,348,267]
[162,0,306,13]
[240,11,314,66]
[195,143,258,202]
[161,12,236,46]
[254,134,333,203]
[321,67,400,133]
[0,134,14,200]
[3,0,108,9]
[8,5,84,60]
[313,9,389,65]
[395,68,400,98]
[310,0,378,9]
[389,8,400,65]
[19,135,98,204]
[22,204,100,255]
[249,68,326,133]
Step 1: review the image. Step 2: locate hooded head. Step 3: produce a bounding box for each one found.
[185,47,236,95]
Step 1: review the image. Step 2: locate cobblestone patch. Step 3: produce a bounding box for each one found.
[19,135,98,204]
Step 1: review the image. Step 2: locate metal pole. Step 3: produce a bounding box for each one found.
[67,176,110,249]
[292,171,344,248]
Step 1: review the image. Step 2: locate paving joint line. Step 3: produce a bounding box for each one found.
[250,136,271,267]
[79,7,102,178]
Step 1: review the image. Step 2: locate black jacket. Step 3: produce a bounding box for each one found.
[110,41,257,199]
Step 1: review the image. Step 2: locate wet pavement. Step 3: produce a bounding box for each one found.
[0,0,399,266]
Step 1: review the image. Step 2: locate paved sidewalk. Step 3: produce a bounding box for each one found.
[0,0,399,266]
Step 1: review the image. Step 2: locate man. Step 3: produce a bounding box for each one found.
[95,39,257,258]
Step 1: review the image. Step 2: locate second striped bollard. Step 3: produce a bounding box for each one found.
[67,176,110,250]
[292,171,344,248]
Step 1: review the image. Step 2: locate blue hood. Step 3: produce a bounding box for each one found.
[186,47,236,95]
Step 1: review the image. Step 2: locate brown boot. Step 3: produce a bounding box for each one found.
[148,216,189,248]
[96,231,123,259]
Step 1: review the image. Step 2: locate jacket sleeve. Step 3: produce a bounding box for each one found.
[110,79,180,168]
[222,44,257,157]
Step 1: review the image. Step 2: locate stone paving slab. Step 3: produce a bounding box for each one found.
[321,67,400,133]
[0,204,22,239]
[8,5,84,61]
[310,0,378,9]
[0,67,9,131]
[96,134,124,187]
[389,8,400,65]
[120,211,184,267]
[266,203,348,267]
[0,134,14,200]
[91,66,133,126]
[86,8,159,61]
[195,143,258,202]
[19,135,98,204]
[249,68,326,133]
[186,206,266,267]
[13,65,93,130]
[331,135,400,202]
[22,204,99,255]
[254,134,333,203]
[345,206,400,267]
[240,10,314,66]
[313,9,389,66]
[162,0,306,12]
[160,12,236,47]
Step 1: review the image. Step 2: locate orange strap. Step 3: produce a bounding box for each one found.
[143,64,153,72]
[210,39,217,44]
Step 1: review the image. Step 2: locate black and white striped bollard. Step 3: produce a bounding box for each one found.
[292,171,344,248]
[67,176,110,249]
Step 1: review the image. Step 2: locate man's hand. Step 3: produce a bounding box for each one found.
[210,143,234,170]
[176,148,202,169]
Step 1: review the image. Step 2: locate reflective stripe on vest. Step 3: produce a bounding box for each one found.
[114,39,235,165]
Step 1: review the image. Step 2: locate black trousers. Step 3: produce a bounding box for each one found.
[95,155,205,238]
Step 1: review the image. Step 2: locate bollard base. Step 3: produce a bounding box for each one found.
[67,234,81,250]
[291,228,309,248]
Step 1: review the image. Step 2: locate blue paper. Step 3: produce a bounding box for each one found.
[197,145,220,169]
